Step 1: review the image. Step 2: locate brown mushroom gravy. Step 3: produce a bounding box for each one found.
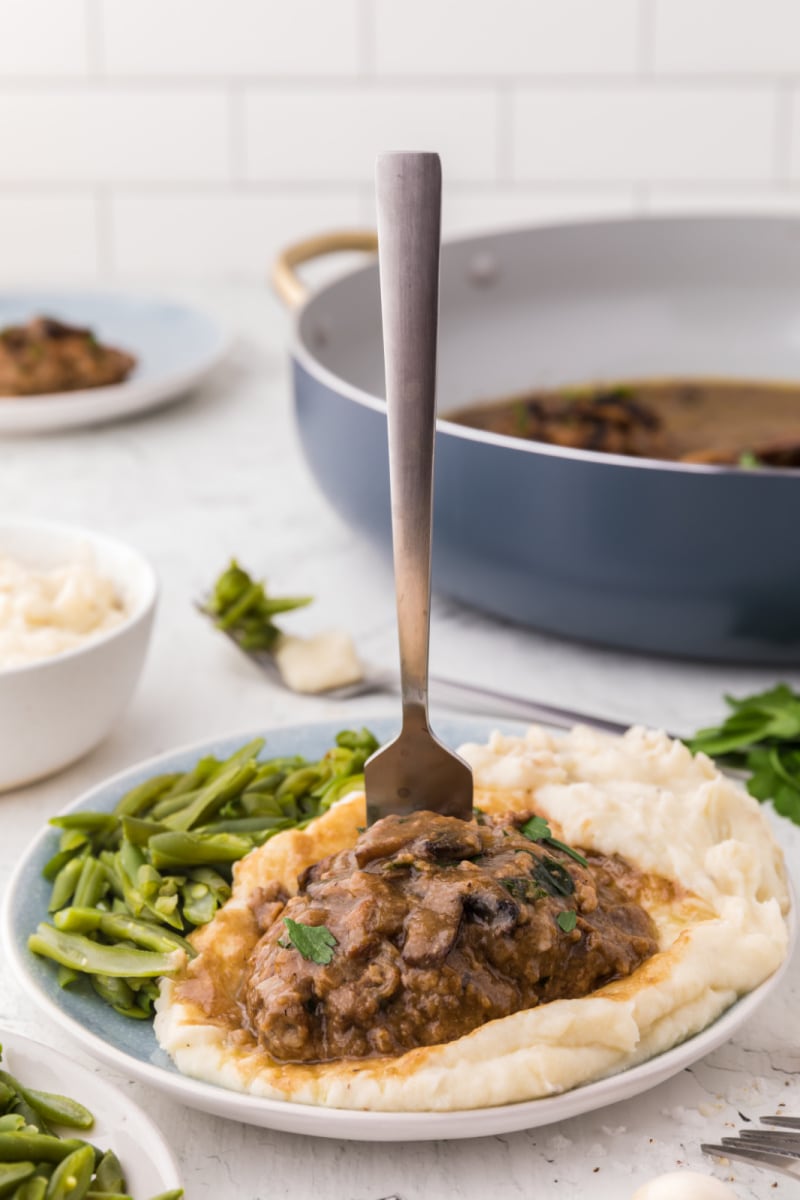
[241,810,658,1064]
[447,379,800,467]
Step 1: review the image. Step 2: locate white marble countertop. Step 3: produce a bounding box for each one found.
[1,283,798,1200]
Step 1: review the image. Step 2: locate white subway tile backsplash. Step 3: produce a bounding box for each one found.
[513,86,776,181]
[2,2,800,281]
[0,89,230,182]
[101,0,359,77]
[0,192,98,281]
[243,87,497,182]
[654,0,800,73]
[375,0,639,76]
[0,0,87,76]
[111,189,362,278]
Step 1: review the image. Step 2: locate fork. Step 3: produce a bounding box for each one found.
[362,152,473,825]
[702,1115,800,1176]
[195,602,637,736]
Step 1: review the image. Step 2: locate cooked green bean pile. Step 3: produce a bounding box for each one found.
[29,729,379,1019]
[0,1044,182,1200]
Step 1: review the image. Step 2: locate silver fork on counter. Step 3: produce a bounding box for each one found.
[702,1114,800,1176]
[195,600,634,736]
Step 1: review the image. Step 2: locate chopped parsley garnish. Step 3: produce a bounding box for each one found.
[533,857,575,897]
[557,910,577,933]
[280,917,337,964]
[521,816,589,868]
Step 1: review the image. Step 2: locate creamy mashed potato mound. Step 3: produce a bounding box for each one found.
[0,553,126,669]
[155,724,790,1112]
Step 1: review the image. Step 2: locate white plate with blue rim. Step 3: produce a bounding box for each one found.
[0,291,229,434]
[2,715,794,1141]
[0,1029,182,1195]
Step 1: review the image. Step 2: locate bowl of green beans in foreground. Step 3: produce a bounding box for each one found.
[3,715,792,1142]
[0,1030,181,1198]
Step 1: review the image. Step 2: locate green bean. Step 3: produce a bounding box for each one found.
[0,1163,35,1197]
[41,847,83,884]
[118,819,166,848]
[91,1152,124,1195]
[0,1118,25,1134]
[0,1076,92,1133]
[197,815,292,835]
[112,775,181,819]
[15,1180,48,1200]
[178,882,215,926]
[72,860,107,911]
[28,925,183,979]
[144,1192,183,1200]
[49,816,118,838]
[161,762,258,833]
[54,909,194,957]
[276,765,329,798]
[148,791,202,823]
[44,1142,94,1200]
[89,977,149,1020]
[8,1097,48,1137]
[0,1134,87,1164]
[47,858,86,915]
[162,755,217,799]
[56,967,79,990]
[57,833,88,857]
[148,830,251,870]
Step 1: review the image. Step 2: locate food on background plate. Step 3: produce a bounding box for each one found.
[0,316,136,397]
[0,1044,182,1200]
[202,560,364,693]
[154,723,788,1112]
[448,378,800,468]
[0,552,126,670]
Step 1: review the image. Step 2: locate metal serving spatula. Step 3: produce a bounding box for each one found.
[364,152,473,826]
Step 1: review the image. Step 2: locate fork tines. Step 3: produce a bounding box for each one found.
[702,1121,800,1171]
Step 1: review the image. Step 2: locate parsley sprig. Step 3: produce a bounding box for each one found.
[687,683,800,825]
[280,917,337,965]
[521,815,589,867]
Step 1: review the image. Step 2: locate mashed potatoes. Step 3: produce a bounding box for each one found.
[155,724,790,1112]
[0,553,126,669]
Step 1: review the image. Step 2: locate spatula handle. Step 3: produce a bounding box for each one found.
[376,152,442,730]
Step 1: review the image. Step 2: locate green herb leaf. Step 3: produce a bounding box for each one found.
[281,917,337,964]
[557,910,577,933]
[521,816,589,867]
[521,815,551,841]
[686,684,800,825]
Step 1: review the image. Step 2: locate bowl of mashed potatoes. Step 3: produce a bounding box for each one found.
[0,518,157,790]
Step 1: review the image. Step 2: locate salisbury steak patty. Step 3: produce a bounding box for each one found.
[0,316,136,396]
[242,811,658,1063]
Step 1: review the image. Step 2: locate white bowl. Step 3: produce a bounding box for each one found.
[0,519,157,791]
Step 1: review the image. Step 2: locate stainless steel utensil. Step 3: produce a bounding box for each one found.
[363,152,472,826]
[702,1114,800,1177]
[195,599,638,734]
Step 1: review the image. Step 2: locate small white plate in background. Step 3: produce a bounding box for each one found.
[0,1029,182,1196]
[0,291,230,434]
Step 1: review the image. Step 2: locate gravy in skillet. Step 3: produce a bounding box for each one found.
[446,379,800,467]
